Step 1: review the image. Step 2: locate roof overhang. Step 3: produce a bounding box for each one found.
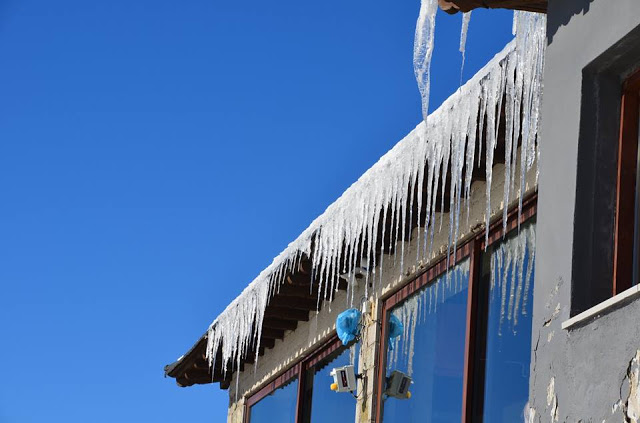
[438,0,547,14]
[165,36,538,389]
[165,7,546,392]
[164,260,346,388]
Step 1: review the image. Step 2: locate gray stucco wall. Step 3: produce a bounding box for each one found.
[532,1,640,421]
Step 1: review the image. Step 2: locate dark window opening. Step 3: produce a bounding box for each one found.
[614,70,640,293]
[572,23,640,314]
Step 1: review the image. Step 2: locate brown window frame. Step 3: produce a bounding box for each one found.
[613,70,640,294]
[374,194,537,423]
[243,335,351,423]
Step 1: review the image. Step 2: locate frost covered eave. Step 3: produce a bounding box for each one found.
[165,10,546,390]
[438,0,546,14]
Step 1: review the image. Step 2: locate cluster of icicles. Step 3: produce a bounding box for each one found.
[388,259,470,376]
[387,222,536,377]
[490,221,536,335]
[205,10,547,383]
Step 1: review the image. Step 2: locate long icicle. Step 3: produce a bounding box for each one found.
[414,0,439,122]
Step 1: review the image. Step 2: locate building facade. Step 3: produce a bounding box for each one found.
[166,1,640,421]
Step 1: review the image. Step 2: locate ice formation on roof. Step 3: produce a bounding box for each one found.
[204,11,546,381]
[414,0,439,121]
[490,221,536,334]
[459,12,472,84]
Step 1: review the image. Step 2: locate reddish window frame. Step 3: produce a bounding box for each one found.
[374,194,537,423]
[243,335,349,423]
[613,70,640,294]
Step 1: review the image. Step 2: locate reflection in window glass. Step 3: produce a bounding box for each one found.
[249,377,298,423]
[304,345,358,422]
[480,222,536,422]
[382,261,470,422]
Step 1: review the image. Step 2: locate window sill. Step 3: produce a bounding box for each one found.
[562,284,640,330]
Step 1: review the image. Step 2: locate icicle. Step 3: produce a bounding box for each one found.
[512,228,527,328]
[490,222,536,335]
[507,240,518,322]
[459,12,472,85]
[350,343,356,366]
[406,298,418,376]
[414,0,439,122]
[522,225,536,314]
[483,68,501,248]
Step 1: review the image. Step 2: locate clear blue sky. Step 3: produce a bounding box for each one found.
[0,1,512,422]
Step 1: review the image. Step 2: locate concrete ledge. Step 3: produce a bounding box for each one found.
[562,284,640,330]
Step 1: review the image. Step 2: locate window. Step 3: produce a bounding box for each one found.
[377,197,536,423]
[381,260,470,422]
[473,221,535,421]
[245,337,357,423]
[245,198,537,423]
[246,368,299,423]
[573,33,640,314]
[301,344,359,422]
[614,70,640,293]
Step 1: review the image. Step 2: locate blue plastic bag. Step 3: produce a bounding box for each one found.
[336,308,362,345]
[388,314,403,350]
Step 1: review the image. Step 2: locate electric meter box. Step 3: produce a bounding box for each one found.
[330,365,356,392]
[385,370,412,399]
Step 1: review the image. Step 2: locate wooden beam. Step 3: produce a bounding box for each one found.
[337,278,348,291]
[264,306,310,321]
[440,0,546,13]
[299,258,312,275]
[278,284,317,299]
[183,369,212,383]
[263,317,298,331]
[462,240,481,422]
[260,338,276,350]
[286,272,312,286]
[192,360,211,371]
[219,377,232,390]
[269,296,318,311]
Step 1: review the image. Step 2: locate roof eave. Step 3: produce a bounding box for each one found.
[438,0,547,14]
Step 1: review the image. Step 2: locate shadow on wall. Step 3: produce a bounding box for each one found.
[547,0,595,44]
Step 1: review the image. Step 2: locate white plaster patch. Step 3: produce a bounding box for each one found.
[544,303,560,327]
[613,399,623,414]
[547,376,558,422]
[626,351,640,422]
[612,350,640,423]
[523,402,536,423]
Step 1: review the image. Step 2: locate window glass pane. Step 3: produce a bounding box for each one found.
[382,260,470,422]
[305,345,358,422]
[249,377,298,423]
[480,222,536,422]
